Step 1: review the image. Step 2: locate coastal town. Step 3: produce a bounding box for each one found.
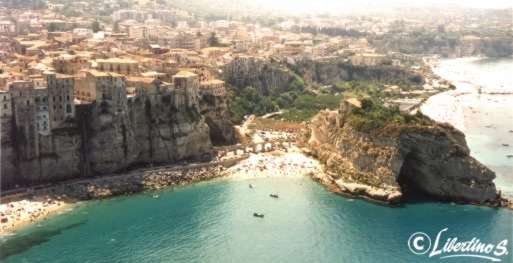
[0,1,512,260]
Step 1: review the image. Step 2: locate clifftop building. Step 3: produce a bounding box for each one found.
[46,73,75,129]
[172,71,200,110]
[95,58,139,76]
[0,20,16,36]
[350,53,387,66]
[75,70,127,114]
[200,79,225,97]
[53,54,91,75]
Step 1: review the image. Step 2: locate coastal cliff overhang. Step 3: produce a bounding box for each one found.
[395,128,498,203]
[303,110,499,205]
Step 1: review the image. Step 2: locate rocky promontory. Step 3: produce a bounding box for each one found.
[301,98,501,205]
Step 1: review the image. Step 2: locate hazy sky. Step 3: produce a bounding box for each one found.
[244,0,512,14]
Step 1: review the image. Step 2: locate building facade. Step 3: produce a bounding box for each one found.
[46,73,75,129]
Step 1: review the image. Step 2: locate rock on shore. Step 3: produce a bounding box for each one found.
[301,109,499,205]
[1,163,229,234]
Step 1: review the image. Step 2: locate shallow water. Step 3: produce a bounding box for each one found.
[1,177,511,263]
[2,57,512,263]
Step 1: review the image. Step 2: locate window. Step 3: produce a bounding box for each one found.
[3,103,7,109]
[66,104,71,113]
[26,100,30,106]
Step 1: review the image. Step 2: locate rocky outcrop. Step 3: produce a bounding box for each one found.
[223,56,423,96]
[199,93,236,145]
[37,164,228,201]
[1,90,212,190]
[291,58,424,85]
[223,56,298,96]
[302,109,499,205]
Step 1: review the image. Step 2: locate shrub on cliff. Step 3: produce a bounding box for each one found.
[229,86,278,122]
[279,94,343,122]
[348,99,429,133]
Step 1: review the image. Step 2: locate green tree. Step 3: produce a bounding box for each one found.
[288,76,305,93]
[229,86,278,122]
[207,32,220,47]
[92,20,100,33]
[48,23,58,32]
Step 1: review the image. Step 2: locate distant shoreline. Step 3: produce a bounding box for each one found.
[421,56,513,201]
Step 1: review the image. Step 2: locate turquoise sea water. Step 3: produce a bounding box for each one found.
[2,58,513,263]
[1,177,512,263]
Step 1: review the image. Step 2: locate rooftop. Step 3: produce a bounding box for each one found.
[174,70,197,78]
[96,58,138,64]
[126,76,155,84]
[201,79,224,86]
[84,69,123,78]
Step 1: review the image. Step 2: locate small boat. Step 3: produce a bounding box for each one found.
[502,144,510,147]
[269,194,279,198]
[249,184,253,189]
[507,155,513,158]
[152,194,159,199]
[253,213,264,218]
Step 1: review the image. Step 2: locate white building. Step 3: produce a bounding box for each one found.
[0,21,15,35]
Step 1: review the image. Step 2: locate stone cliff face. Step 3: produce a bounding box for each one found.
[223,57,423,97]
[199,93,236,145]
[1,90,212,190]
[302,110,498,204]
[292,58,424,85]
[223,57,297,96]
[1,120,82,188]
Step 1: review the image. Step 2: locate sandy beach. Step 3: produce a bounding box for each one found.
[0,164,229,235]
[0,197,70,235]
[0,148,318,235]
[225,147,324,179]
